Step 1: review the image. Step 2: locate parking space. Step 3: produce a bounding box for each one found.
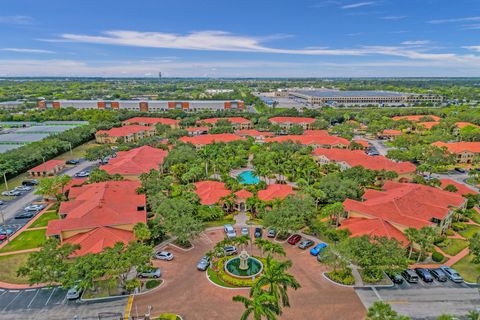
[0,287,71,311]
[393,277,472,290]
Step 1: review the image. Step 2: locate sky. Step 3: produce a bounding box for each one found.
[0,0,479,77]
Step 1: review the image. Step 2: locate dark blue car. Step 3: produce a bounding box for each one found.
[310,243,328,256]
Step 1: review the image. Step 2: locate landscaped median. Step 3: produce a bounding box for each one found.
[0,253,31,284]
[0,229,46,253]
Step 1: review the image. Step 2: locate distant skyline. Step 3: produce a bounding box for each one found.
[0,0,479,77]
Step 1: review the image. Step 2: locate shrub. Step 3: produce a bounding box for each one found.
[434,234,447,245]
[145,279,161,290]
[445,229,455,236]
[325,268,355,285]
[452,222,467,232]
[432,251,444,263]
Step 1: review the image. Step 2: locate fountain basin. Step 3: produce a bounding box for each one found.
[224,256,263,279]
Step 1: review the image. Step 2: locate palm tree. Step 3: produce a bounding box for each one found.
[232,291,280,320]
[404,228,419,260]
[467,310,480,320]
[264,242,286,258]
[416,226,437,262]
[252,257,300,308]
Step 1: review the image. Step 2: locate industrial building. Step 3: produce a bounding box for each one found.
[38,100,245,112]
[263,89,443,107]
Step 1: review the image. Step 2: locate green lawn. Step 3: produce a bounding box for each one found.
[452,254,480,283]
[53,140,98,161]
[471,212,480,225]
[28,211,58,229]
[0,253,31,284]
[204,218,235,228]
[439,239,469,256]
[82,279,123,299]
[459,225,480,239]
[0,229,47,253]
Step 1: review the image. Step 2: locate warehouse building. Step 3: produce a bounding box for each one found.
[38,100,245,112]
[268,89,442,107]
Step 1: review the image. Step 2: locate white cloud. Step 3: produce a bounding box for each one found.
[380,16,406,20]
[341,1,376,9]
[462,24,480,30]
[463,46,480,52]
[428,16,480,24]
[0,15,33,25]
[401,40,431,45]
[0,48,54,54]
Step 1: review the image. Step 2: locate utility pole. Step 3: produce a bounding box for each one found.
[3,172,8,191]
[68,142,73,156]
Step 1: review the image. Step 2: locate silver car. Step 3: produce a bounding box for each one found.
[138,268,161,278]
[241,227,249,236]
[66,285,82,300]
[197,256,211,271]
[154,251,174,261]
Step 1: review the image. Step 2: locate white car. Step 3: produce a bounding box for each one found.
[154,251,174,261]
[15,186,33,192]
[24,204,46,212]
[66,285,82,300]
[224,224,236,239]
[1,190,21,197]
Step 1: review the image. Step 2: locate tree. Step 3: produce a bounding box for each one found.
[318,246,348,273]
[367,301,410,320]
[35,175,72,201]
[17,238,79,286]
[232,291,280,320]
[85,145,113,161]
[467,310,480,320]
[287,124,304,135]
[263,194,316,237]
[156,198,203,247]
[133,222,151,243]
[416,227,437,262]
[469,232,480,264]
[322,202,344,227]
[252,257,300,308]
[404,228,419,260]
[88,168,124,183]
[443,184,458,193]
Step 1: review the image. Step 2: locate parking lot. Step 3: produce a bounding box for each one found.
[0,287,74,311]
[392,276,474,290]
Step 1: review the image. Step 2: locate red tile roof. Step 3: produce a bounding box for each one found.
[100,146,168,176]
[47,181,146,237]
[264,135,350,147]
[179,134,245,146]
[304,130,330,136]
[123,117,179,126]
[28,160,64,173]
[236,130,274,137]
[96,125,154,137]
[258,184,295,201]
[194,181,231,205]
[339,217,408,246]
[417,121,440,129]
[235,189,253,200]
[432,141,480,154]
[269,117,316,124]
[197,117,251,125]
[343,181,465,229]
[381,129,402,136]
[65,226,134,257]
[312,148,416,175]
[440,178,478,196]
[352,139,370,148]
[455,122,479,129]
[392,115,441,122]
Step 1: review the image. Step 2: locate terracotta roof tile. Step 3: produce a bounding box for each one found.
[440,179,478,196]
[339,217,408,246]
[236,130,274,137]
[455,122,479,129]
[269,117,316,124]
[100,146,168,175]
[28,160,64,173]
[392,115,441,122]
[264,135,350,147]
[258,184,294,201]
[194,181,231,205]
[179,134,245,145]
[432,141,480,154]
[235,189,253,200]
[66,227,134,257]
[96,125,154,137]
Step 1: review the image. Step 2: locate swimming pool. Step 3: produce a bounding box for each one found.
[238,170,260,185]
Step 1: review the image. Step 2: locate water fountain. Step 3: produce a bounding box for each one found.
[224,249,263,279]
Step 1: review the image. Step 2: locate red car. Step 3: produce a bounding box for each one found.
[288,234,302,245]
[0,234,7,242]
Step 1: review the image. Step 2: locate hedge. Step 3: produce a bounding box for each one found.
[432,251,445,263]
[325,268,355,285]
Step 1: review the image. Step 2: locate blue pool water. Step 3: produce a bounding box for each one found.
[238,170,260,185]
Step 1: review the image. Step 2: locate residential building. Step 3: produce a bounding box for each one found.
[264,135,350,148]
[38,100,245,112]
[186,126,210,136]
[95,125,155,144]
[303,130,329,136]
[377,129,402,140]
[339,217,408,246]
[100,146,168,179]
[122,117,179,128]
[453,122,480,135]
[179,133,245,148]
[258,184,295,202]
[343,181,466,235]
[440,178,478,196]
[46,181,146,256]
[268,117,316,130]
[312,148,416,179]
[391,115,441,122]
[234,189,253,211]
[193,180,231,206]
[432,141,480,164]
[28,160,65,177]
[417,121,440,130]
[235,130,274,142]
[196,117,252,130]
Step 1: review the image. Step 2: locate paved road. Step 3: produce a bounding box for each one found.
[432,171,479,192]
[356,285,480,319]
[362,138,391,156]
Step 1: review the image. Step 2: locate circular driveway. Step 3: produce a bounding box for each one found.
[133,228,366,320]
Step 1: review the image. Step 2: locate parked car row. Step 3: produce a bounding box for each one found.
[14,203,46,220]
[288,234,328,256]
[390,266,464,285]
[74,170,90,178]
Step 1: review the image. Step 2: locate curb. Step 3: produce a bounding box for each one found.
[321,272,355,288]
[205,271,250,290]
[167,242,195,252]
